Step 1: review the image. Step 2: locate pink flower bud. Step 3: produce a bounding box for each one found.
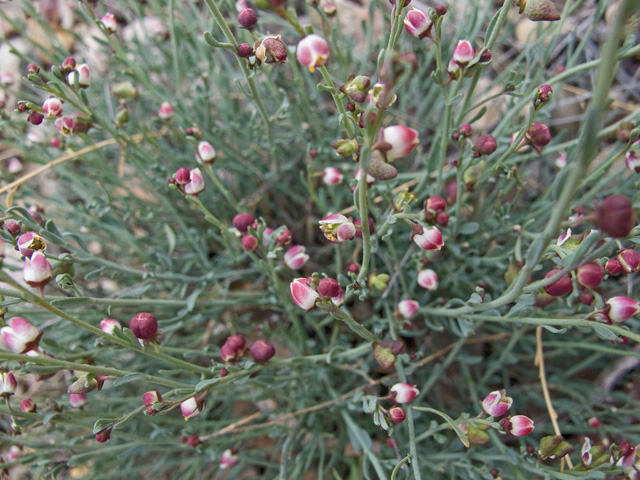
[382,125,419,160]
[474,134,497,156]
[184,168,205,196]
[6,221,20,237]
[42,97,63,118]
[68,63,91,88]
[255,35,288,64]
[595,195,635,239]
[100,318,122,335]
[404,8,432,39]
[95,427,112,443]
[225,334,246,351]
[17,232,46,258]
[453,40,474,65]
[398,299,419,319]
[23,251,52,290]
[220,448,239,470]
[196,141,216,164]
[181,395,205,420]
[323,2,337,15]
[296,34,330,72]
[7,445,21,461]
[27,63,39,74]
[317,278,341,299]
[129,312,158,340]
[412,225,444,251]
[482,390,513,417]
[249,339,276,363]
[61,56,76,72]
[576,262,603,289]
[101,12,118,33]
[284,245,309,270]
[0,72,14,86]
[158,101,174,120]
[388,406,407,423]
[390,383,419,404]
[175,167,191,185]
[605,258,622,275]
[232,213,255,233]
[417,269,438,290]
[241,235,258,251]
[237,8,258,28]
[142,390,163,415]
[354,218,374,239]
[1,372,17,396]
[322,167,344,186]
[606,296,640,323]
[275,228,293,246]
[587,417,600,428]
[20,398,36,413]
[618,248,640,274]
[69,393,87,408]
[543,268,572,296]
[501,415,534,436]
[425,195,446,214]
[290,278,319,311]
[50,137,62,149]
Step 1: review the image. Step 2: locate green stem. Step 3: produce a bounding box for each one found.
[318,65,355,139]
[0,352,189,389]
[0,273,211,375]
[202,163,240,212]
[329,307,378,342]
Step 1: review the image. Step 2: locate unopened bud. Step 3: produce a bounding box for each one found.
[249,339,276,363]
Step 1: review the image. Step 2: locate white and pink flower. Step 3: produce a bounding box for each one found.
[101,12,118,33]
[284,245,309,270]
[296,34,330,72]
[17,232,46,258]
[181,396,205,420]
[290,278,319,311]
[100,318,122,335]
[184,168,205,196]
[398,299,419,319]
[606,296,640,323]
[319,214,356,243]
[404,8,432,39]
[158,101,174,120]
[220,448,239,470]
[382,126,419,160]
[413,226,444,251]
[42,97,63,118]
[322,167,344,186]
[68,63,91,88]
[23,251,52,290]
[452,40,474,65]
[501,415,534,436]
[481,390,513,417]
[1,317,41,354]
[417,269,438,290]
[390,383,419,404]
[196,141,216,164]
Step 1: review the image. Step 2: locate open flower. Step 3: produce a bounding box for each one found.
[319,214,356,243]
[17,232,46,258]
[1,317,41,354]
[481,390,513,417]
[296,34,329,72]
[382,126,419,160]
[390,383,419,404]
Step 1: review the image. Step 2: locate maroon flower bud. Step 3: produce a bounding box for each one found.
[6,221,20,236]
[249,340,276,363]
[604,258,622,275]
[459,124,472,138]
[534,84,553,110]
[309,149,318,159]
[425,195,446,213]
[317,278,341,298]
[241,235,258,251]
[129,312,158,340]
[220,368,228,377]
[435,211,449,227]
[232,213,255,233]
[435,5,447,15]
[237,43,253,58]
[595,195,635,238]
[526,122,552,152]
[446,181,457,204]
[388,406,406,423]
[576,262,603,289]
[617,248,640,274]
[255,36,288,64]
[175,167,191,185]
[28,112,44,125]
[27,63,39,74]
[347,263,360,274]
[142,390,164,415]
[187,435,200,447]
[95,427,112,443]
[237,8,258,28]
[543,268,572,297]
[475,134,497,156]
[225,334,246,352]
[480,49,492,62]
[578,290,594,305]
[359,111,376,129]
